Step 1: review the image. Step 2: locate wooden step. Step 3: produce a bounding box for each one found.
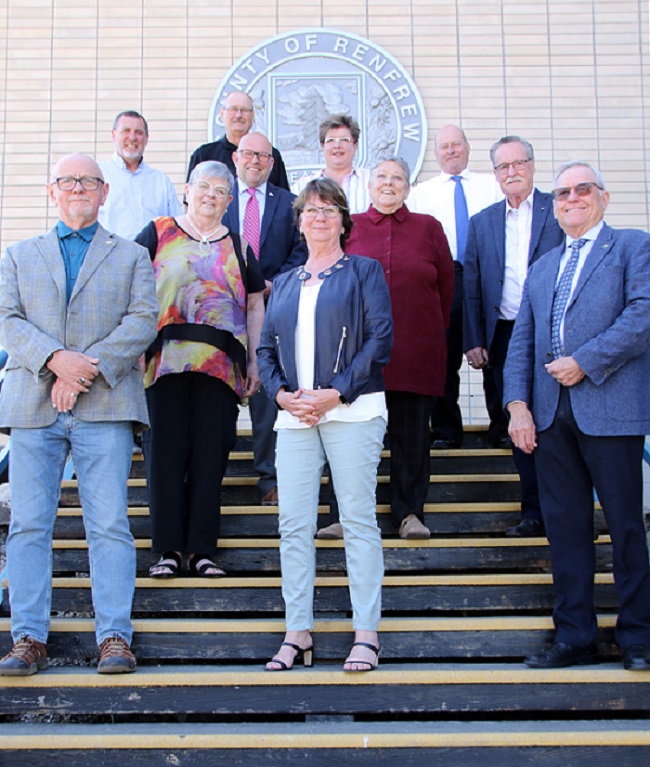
[58,473,525,506]
[40,536,613,576]
[0,615,621,663]
[0,660,647,719]
[2,720,649,766]
[32,573,618,615]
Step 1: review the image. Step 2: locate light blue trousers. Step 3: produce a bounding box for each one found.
[275,416,386,631]
[7,414,135,645]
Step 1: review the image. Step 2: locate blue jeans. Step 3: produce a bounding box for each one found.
[275,417,386,631]
[7,414,136,645]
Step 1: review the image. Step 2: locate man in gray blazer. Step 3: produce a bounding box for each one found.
[464,136,564,537]
[0,153,158,676]
[504,161,650,670]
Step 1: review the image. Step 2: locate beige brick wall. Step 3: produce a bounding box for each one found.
[0,0,648,249]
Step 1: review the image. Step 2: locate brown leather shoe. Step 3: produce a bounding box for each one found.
[399,514,431,539]
[97,636,136,674]
[261,486,279,505]
[0,636,47,676]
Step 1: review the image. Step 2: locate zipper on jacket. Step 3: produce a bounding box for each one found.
[333,326,347,374]
[275,335,288,378]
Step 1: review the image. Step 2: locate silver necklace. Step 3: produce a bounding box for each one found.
[186,214,224,254]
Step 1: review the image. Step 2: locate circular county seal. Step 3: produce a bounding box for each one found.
[209,28,427,187]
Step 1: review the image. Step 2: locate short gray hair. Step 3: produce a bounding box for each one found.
[188,160,234,195]
[553,160,606,190]
[489,135,534,166]
[370,156,411,187]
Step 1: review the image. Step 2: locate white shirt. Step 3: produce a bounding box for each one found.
[98,152,182,240]
[275,282,387,429]
[237,181,268,235]
[555,220,604,346]
[291,167,372,214]
[500,193,534,319]
[409,169,503,260]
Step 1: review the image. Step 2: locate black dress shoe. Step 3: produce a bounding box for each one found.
[497,434,513,449]
[525,642,599,669]
[431,438,459,450]
[623,644,650,671]
[506,518,545,537]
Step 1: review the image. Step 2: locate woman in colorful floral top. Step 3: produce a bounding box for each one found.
[136,161,265,578]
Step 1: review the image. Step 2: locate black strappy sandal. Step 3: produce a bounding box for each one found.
[265,641,314,671]
[187,554,227,578]
[343,641,380,672]
[149,551,182,579]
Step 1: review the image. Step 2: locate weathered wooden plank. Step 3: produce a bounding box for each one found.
[42,581,618,616]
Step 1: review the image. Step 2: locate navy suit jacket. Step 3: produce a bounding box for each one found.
[503,224,650,436]
[463,189,564,354]
[222,182,307,282]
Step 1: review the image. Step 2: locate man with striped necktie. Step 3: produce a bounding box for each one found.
[504,161,650,671]
[222,132,307,505]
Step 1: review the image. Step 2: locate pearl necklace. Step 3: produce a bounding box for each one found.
[186,214,224,254]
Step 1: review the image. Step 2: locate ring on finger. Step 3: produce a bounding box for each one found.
[78,377,85,385]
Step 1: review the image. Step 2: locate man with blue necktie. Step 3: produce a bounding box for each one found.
[410,125,503,448]
[504,161,650,670]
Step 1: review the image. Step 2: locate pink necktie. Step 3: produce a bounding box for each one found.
[243,187,261,259]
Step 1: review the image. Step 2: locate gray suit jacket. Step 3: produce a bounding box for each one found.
[0,224,158,430]
[503,224,650,436]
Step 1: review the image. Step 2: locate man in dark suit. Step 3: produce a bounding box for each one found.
[464,136,564,537]
[504,161,650,670]
[187,91,289,191]
[222,131,306,504]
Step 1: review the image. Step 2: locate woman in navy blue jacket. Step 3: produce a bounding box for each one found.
[257,178,393,673]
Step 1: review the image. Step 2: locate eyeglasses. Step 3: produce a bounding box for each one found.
[551,182,604,201]
[324,136,354,145]
[223,106,254,114]
[193,180,229,197]
[53,176,104,191]
[239,149,272,163]
[302,205,341,219]
[493,159,532,175]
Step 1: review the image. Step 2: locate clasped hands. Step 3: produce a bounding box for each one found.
[47,350,99,412]
[276,387,340,426]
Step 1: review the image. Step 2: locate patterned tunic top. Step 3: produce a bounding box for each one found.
[136,216,265,397]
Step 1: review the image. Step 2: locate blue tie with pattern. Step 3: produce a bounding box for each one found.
[551,238,588,358]
[452,175,469,264]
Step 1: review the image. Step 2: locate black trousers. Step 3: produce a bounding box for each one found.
[386,390,432,528]
[490,319,541,523]
[145,372,238,556]
[536,387,650,649]
[430,262,464,446]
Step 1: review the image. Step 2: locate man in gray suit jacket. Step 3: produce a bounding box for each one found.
[464,136,564,537]
[0,153,158,676]
[504,161,650,670]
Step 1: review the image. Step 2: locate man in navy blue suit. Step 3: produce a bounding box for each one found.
[464,136,564,537]
[223,132,306,504]
[504,161,650,670]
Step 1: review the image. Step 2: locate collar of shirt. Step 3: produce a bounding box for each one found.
[367,203,410,224]
[440,168,472,183]
[566,220,604,249]
[505,190,534,215]
[56,220,99,242]
[239,181,268,198]
[111,151,145,174]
